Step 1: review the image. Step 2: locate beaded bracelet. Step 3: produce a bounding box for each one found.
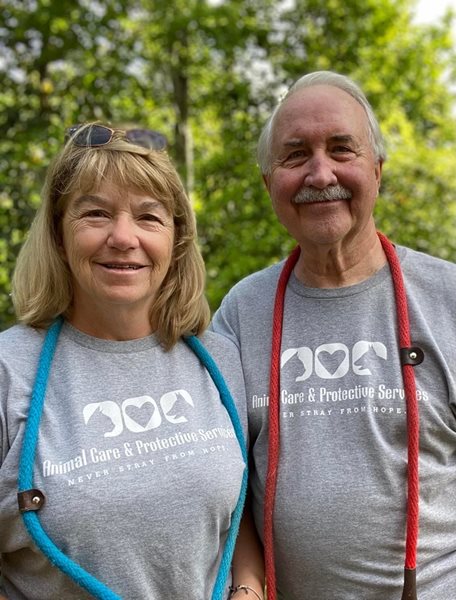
[229,584,263,599]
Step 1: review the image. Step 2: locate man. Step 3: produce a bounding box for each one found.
[211,71,456,599]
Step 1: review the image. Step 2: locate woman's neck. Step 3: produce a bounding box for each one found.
[67,306,154,341]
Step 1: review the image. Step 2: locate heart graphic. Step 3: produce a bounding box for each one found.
[318,349,346,375]
[122,396,161,432]
[315,344,349,379]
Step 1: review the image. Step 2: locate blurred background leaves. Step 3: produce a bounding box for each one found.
[1,0,455,329]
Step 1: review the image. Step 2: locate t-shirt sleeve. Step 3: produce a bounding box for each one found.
[221,339,248,446]
[203,330,248,447]
[210,292,242,350]
[0,361,8,468]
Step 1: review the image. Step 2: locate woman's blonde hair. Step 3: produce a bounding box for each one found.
[12,124,210,349]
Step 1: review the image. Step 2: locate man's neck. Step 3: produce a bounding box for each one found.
[293,230,387,288]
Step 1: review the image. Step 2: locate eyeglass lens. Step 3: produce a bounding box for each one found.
[71,125,113,147]
[66,125,167,150]
[126,129,167,150]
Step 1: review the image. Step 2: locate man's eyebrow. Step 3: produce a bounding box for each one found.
[283,138,307,148]
[282,134,357,147]
[329,134,356,144]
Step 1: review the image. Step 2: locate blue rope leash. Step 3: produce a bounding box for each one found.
[18,318,63,491]
[184,335,249,600]
[18,317,122,600]
[18,322,248,600]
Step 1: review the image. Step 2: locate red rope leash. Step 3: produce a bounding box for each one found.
[377,233,420,600]
[264,246,300,600]
[264,234,420,600]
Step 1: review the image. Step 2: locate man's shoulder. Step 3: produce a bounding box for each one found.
[211,261,285,342]
[198,329,241,357]
[400,245,456,281]
[223,260,285,301]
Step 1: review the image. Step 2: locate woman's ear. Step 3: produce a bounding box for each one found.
[55,224,68,263]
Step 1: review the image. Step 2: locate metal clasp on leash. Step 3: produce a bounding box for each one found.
[18,489,45,512]
[400,347,424,366]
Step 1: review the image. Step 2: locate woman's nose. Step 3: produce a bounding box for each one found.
[107,216,139,250]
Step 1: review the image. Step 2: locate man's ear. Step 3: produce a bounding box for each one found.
[375,160,383,188]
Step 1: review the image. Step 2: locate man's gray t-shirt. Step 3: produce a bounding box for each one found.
[211,245,456,599]
[0,323,247,599]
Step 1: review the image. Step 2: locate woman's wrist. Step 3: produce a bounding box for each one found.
[229,584,263,599]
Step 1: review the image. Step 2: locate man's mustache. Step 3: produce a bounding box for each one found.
[292,185,352,203]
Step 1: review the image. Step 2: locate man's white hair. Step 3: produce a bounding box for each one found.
[257,70,386,175]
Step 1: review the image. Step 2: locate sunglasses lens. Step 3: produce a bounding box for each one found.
[66,125,113,147]
[126,129,167,150]
[65,125,167,150]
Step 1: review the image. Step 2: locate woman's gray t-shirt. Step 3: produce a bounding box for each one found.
[0,323,247,600]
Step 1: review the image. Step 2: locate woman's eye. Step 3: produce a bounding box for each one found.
[84,209,108,218]
[140,213,163,224]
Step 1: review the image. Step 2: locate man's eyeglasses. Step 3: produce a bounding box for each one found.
[65,124,167,151]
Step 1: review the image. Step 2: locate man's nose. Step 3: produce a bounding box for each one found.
[303,153,338,189]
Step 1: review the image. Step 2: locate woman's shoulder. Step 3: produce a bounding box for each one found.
[0,324,44,362]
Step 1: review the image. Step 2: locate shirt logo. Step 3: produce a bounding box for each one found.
[281,341,388,381]
[82,389,194,437]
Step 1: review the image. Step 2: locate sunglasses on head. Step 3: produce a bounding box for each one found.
[65,124,167,151]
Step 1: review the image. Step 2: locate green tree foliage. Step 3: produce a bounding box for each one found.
[0,0,137,324]
[1,0,455,330]
[198,0,456,307]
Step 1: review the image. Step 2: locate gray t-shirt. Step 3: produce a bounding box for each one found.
[0,322,247,600]
[211,245,456,600]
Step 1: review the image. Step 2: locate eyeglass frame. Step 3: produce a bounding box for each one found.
[65,123,168,151]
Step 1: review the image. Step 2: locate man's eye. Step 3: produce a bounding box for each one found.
[333,146,352,153]
[282,150,306,164]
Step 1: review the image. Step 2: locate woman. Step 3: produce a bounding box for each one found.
[0,124,263,600]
